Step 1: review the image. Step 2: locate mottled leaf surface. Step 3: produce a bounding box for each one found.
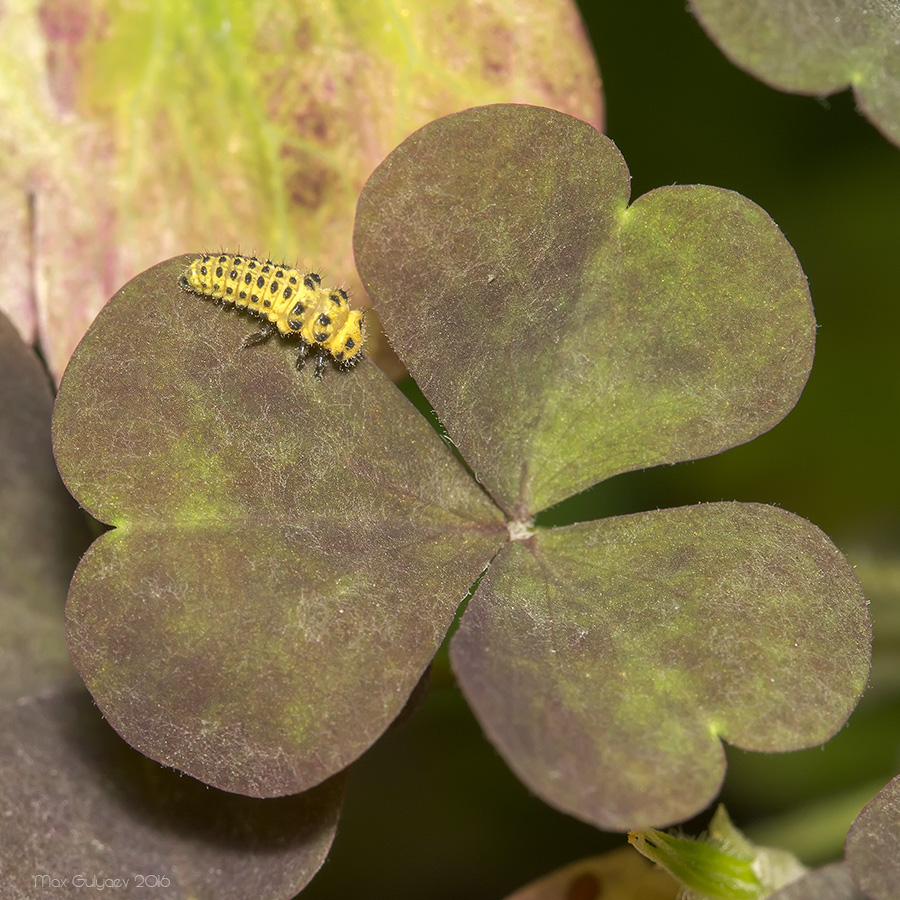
[0,310,89,703]
[690,0,900,147]
[0,686,344,899]
[451,503,870,829]
[355,104,814,516]
[845,775,900,900]
[52,256,505,796]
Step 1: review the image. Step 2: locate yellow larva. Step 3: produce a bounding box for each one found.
[180,253,365,378]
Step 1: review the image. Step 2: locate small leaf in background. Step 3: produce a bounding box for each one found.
[844,775,900,900]
[53,256,505,796]
[628,805,806,900]
[501,846,678,900]
[0,0,602,381]
[0,686,345,898]
[354,103,870,828]
[769,863,868,900]
[0,310,91,704]
[689,0,900,148]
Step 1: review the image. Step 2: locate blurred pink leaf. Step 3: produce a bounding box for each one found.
[501,847,678,900]
[0,0,603,381]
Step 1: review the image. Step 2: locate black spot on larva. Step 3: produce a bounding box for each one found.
[345,337,355,349]
[292,302,305,315]
[304,274,320,289]
[244,273,252,285]
[270,281,279,293]
[317,314,331,326]
[284,286,293,300]
[256,276,265,288]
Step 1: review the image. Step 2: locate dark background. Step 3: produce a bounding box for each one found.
[303,3,900,897]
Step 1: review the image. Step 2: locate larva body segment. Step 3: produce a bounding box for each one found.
[180,253,365,377]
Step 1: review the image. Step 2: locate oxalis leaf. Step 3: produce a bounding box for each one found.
[52,256,506,797]
[355,105,819,516]
[354,104,871,829]
[0,686,345,898]
[770,864,867,900]
[689,0,900,148]
[0,310,89,703]
[845,775,900,900]
[3,311,345,892]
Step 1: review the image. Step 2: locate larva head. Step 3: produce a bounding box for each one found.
[325,309,365,366]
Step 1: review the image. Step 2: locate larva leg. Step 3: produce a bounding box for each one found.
[241,321,278,349]
[313,351,328,380]
[295,342,310,371]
